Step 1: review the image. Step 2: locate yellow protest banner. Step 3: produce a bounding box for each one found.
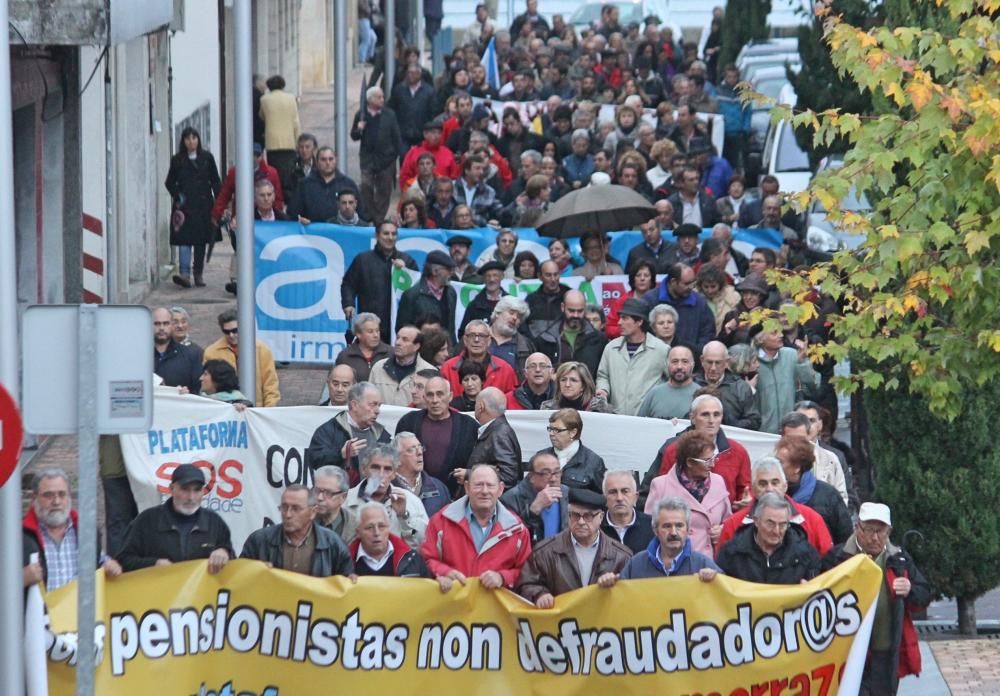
[44,555,881,695]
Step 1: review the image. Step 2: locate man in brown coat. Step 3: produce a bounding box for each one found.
[516,488,632,608]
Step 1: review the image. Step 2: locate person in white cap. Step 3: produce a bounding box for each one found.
[820,502,932,696]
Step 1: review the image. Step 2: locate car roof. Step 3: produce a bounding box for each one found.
[751,65,800,83]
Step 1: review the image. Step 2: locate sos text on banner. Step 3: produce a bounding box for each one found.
[42,555,882,695]
[120,391,780,551]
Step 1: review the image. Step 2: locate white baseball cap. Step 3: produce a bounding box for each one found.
[858,502,891,526]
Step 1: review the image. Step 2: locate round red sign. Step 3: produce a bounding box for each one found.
[0,383,23,488]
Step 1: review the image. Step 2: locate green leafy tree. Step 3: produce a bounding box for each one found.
[762,0,1000,633]
[866,381,1000,634]
[787,0,878,165]
[718,0,771,71]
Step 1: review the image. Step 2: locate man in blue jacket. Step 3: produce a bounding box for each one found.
[717,64,752,172]
[616,497,722,580]
[641,260,717,354]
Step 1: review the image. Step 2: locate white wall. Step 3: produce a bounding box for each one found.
[170,0,222,159]
[79,45,109,300]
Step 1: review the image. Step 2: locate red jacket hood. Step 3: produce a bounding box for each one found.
[22,507,80,547]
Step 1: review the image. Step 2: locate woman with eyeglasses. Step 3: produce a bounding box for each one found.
[537,409,606,495]
[540,362,613,413]
[643,431,732,559]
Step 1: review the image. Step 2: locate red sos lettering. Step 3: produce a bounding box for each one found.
[155,459,244,498]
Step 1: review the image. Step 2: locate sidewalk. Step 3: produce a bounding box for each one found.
[899,642,950,695]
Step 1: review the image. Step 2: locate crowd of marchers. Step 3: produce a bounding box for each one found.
[30,4,937,693]
[25,375,929,696]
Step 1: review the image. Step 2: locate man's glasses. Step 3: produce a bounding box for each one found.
[531,469,561,480]
[314,487,345,499]
[760,519,789,531]
[568,511,602,523]
[222,327,239,336]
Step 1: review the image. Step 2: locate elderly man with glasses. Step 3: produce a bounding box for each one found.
[506,353,555,410]
[312,466,354,540]
[501,452,570,543]
[442,319,518,396]
[517,488,632,608]
[392,432,450,518]
[241,484,354,577]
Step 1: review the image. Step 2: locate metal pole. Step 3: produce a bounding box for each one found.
[75,306,99,696]
[235,0,257,400]
[328,0,335,82]
[334,0,348,169]
[0,0,25,691]
[104,49,118,302]
[385,0,395,93]
[416,0,425,66]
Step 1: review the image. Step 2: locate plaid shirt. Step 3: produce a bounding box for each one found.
[41,522,79,591]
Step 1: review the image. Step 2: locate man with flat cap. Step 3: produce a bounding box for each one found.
[596,296,670,416]
[822,502,932,695]
[447,235,480,283]
[459,260,509,336]
[516,488,633,608]
[396,249,459,341]
[117,464,234,573]
[662,222,703,267]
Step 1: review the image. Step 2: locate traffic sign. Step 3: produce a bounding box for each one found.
[0,382,23,488]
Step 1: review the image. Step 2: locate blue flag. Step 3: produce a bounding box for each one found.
[484,36,500,91]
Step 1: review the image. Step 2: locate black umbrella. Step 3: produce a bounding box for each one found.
[534,184,656,238]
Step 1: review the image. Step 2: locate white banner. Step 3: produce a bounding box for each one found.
[121,390,779,551]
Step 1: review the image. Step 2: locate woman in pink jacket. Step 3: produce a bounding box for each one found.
[644,431,733,558]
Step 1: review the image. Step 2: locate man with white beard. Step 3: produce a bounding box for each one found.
[22,468,122,590]
[117,464,234,573]
[487,296,534,381]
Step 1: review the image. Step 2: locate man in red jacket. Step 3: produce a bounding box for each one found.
[717,456,833,555]
[211,143,285,223]
[420,464,532,592]
[398,119,457,189]
[441,320,518,396]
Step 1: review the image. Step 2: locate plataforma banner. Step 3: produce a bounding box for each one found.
[43,555,881,694]
[119,392,780,551]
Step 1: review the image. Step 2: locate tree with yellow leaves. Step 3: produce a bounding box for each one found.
[772,0,999,416]
[766,0,1000,635]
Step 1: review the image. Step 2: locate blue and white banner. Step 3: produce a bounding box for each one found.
[254,222,782,362]
[254,222,540,361]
